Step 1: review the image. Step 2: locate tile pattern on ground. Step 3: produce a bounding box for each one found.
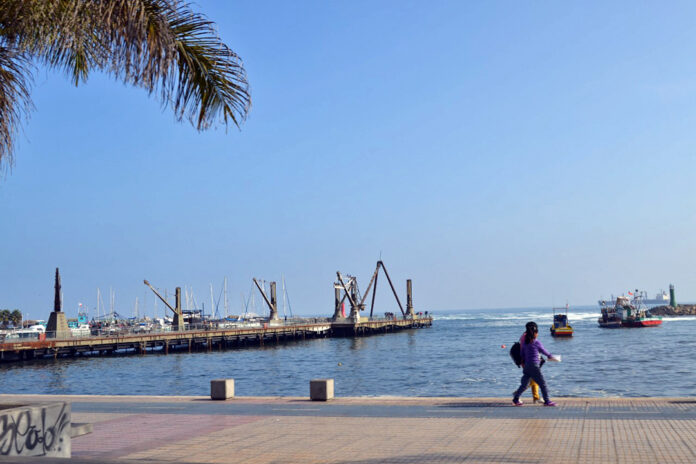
[72,414,262,459]
[6,395,696,463]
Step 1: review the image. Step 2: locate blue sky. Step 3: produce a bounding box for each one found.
[1,1,695,319]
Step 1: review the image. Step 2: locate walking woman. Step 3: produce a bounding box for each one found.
[513,321,557,406]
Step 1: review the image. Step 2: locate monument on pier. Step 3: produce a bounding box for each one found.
[46,268,71,338]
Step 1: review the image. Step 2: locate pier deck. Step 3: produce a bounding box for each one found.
[2,394,696,463]
[0,316,432,362]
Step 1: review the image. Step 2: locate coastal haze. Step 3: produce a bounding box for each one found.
[2,1,696,318]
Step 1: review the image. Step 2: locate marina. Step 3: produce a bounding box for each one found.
[0,262,432,363]
[0,317,431,362]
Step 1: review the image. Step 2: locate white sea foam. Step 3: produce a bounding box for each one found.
[433,310,599,322]
[661,316,696,322]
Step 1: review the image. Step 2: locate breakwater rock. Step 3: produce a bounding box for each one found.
[649,305,696,316]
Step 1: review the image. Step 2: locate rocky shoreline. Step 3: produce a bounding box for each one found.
[649,305,696,316]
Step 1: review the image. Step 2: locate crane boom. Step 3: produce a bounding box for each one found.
[143,280,179,315]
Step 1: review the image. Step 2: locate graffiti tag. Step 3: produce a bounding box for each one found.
[0,403,69,456]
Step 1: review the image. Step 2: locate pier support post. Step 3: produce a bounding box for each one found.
[310,379,334,401]
[174,287,185,331]
[333,287,342,319]
[405,279,415,318]
[269,282,279,320]
[349,285,360,321]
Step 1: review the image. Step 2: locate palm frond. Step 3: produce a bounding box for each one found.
[0,0,250,169]
[102,0,251,130]
[0,1,105,86]
[0,45,33,172]
[168,4,250,129]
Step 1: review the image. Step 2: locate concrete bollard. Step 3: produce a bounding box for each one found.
[310,378,334,401]
[210,378,235,400]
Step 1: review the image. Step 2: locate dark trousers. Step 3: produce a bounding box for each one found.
[514,363,550,403]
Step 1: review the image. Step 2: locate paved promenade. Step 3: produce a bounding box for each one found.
[2,394,696,463]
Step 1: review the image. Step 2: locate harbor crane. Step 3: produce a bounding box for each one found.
[333,260,415,321]
[252,278,279,321]
[143,280,185,331]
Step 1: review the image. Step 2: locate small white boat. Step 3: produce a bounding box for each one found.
[70,324,91,337]
[6,325,46,340]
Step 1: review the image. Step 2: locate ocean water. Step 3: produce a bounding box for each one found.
[1,308,695,398]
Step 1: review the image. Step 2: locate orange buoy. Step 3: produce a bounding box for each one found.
[501,344,506,349]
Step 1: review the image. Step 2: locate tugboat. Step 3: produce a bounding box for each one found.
[550,305,573,337]
[598,296,662,328]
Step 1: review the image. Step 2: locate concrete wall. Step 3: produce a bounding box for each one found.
[0,402,71,458]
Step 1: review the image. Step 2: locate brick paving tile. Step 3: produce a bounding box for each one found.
[72,414,264,459]
[5,395,696,463]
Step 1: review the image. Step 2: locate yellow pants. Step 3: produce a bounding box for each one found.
[530,379,540,401]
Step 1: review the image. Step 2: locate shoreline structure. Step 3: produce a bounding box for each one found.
[0,263,432,363]
[650,304,696,316]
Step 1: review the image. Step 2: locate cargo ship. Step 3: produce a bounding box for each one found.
[598,296,662,328]
[598,289,669,307]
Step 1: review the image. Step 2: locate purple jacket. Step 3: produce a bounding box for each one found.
[519,335,551,366]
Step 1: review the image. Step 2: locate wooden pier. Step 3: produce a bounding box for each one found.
[0,316,432,362]
[1,261,432,363]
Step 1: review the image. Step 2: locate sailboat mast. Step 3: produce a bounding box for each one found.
[282,275,287,318]
[224,277,228,319]
[210,283,215,318]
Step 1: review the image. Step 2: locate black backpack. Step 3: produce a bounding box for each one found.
[509,342,522,368]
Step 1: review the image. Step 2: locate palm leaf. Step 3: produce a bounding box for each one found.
[102,0,251,130]
[0,45,33,172]
[0,0,250,170]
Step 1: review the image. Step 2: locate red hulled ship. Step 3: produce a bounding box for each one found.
[598,295,662,328]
